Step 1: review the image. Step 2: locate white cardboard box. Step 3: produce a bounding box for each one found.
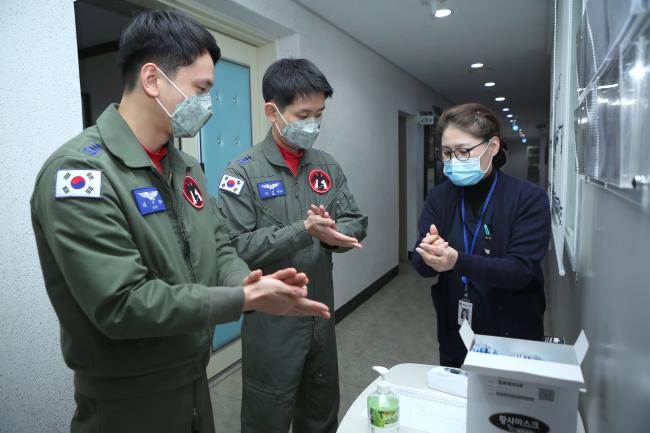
[459,322,589,433]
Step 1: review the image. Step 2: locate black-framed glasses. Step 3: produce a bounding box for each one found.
[437,138,490,162]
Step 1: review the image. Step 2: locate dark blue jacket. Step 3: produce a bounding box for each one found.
[411,170,551,363]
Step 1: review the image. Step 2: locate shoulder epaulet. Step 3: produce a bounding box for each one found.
[78,142,104,157]
[236,154,253,166]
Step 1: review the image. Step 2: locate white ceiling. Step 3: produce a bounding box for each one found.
[294,0,553,140]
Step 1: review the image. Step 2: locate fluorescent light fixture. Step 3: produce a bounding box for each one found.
[597,83,618,90]
[502,107,510,112]
[470,62,484,69]
[629,63,647,81]
[506,114,513,118]
[426,1,453,18]
[494,96,506,102]
[484,82,496,87]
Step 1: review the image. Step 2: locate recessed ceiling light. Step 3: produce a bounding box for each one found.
[502,107,510,112]
[507,114,513,118]
[522,138,527,143]
[495,97,506,102]
[484,82,496,87]
[435,8,452,18]
[470,63,484,69]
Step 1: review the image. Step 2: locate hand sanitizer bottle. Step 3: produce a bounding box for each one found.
[367,366,399,432]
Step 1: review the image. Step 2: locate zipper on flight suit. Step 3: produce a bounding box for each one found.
[169,169,199,284]
[312,316,318,342]
[155,168,199,283]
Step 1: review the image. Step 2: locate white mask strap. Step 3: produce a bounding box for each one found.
[156,66,188,99]
[272,103,290,126]
[479,139,494,173]
[155,97,173,118]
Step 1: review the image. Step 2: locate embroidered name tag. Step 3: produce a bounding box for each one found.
[257,180,286,199]
[132,187,167,215]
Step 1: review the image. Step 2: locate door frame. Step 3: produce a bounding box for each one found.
[130,0,278,156]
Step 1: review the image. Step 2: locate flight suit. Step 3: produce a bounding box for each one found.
[218,130,368,433]
[30,104,251,433]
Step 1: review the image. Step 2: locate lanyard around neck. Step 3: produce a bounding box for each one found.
[460,170,499,289]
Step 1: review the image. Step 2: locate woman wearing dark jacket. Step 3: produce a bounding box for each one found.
[411,103,551,367]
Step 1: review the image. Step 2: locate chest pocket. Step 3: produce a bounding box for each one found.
[323,187,352,221]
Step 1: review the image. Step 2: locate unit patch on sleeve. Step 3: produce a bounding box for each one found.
[183,176,204,209]
[257,180,286,199]
[219,174,245,196]
[55,170,102,198]
[132,187,167,216]
[308,169,332,194]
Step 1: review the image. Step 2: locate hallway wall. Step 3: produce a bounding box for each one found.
[0,1,79,431]
[547,184,650,433]
[545,0,650,432]
[500,139,537,181]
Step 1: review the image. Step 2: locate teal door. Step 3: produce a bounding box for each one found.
[200,59,252,351]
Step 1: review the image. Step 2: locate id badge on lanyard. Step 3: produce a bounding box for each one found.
[457,171,498,326]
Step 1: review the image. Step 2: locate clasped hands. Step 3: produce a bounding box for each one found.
[240,204,365,319]
[304,204,362,249]
[415,224,458,272]
[242,268,330,318]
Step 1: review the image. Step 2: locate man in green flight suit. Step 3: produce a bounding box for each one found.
[30,11,329,433]
[218,58,368,433]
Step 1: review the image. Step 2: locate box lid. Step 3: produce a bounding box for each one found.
[459,321,588,388]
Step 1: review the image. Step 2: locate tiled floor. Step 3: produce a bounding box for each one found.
[209,261,438,432]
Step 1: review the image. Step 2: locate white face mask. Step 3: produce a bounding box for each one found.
[155,67,212,138]
[272,103,321,150]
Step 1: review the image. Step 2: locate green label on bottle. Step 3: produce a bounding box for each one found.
[369,407,399,428]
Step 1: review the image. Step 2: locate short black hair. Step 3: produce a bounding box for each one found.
[118,10,221,91]
[262,58,333,110]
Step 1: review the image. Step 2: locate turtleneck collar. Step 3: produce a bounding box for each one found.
[463,168,497,212]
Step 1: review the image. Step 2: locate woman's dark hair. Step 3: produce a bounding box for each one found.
[436,102,507,168]
[118,10,221,91]
[262,58,334,110]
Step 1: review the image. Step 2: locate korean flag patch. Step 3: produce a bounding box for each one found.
[56,170,102,198]
[219,174,245,196]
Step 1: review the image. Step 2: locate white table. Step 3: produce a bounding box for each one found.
[338,363,585,433]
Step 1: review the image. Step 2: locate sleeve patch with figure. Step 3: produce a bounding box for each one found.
[132,187,167,216]
[55,170,102,198]
[308,169,332,194]
[219,174,245,196]
[183,176,204,209]
[257,180,286,199]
